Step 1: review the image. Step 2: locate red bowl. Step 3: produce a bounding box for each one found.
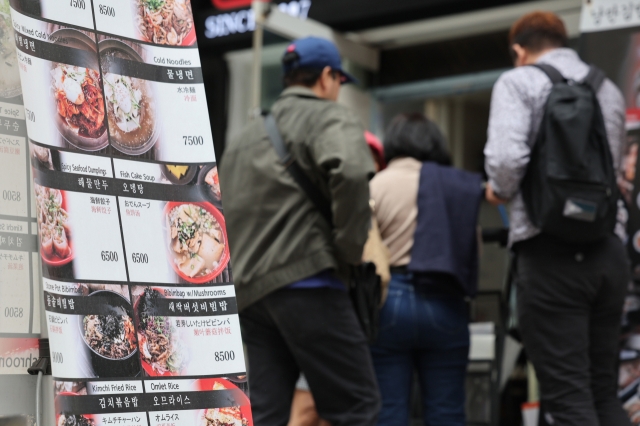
[134,287,183,377]
[197,378,252,426]
[40,190,74,267]
[181,25,197,46]
[164,202,230,284]
[57,391,79,397]
[140,355,175,377]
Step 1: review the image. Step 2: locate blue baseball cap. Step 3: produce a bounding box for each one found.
[282,37,357,85]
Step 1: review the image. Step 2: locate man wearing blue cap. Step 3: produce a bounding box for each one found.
[220,37,380,425]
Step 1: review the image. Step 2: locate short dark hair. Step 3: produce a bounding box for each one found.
[283,68,324,88]
[509,11,568,53]
[384,113,451,166]
[282,51,338,88]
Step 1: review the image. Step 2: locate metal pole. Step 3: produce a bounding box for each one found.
[250,0,269,119]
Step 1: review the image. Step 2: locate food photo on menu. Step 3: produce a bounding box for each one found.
[95,34,213,163]
[46,24,107,152]
[52,61,107,150]
[30,143,57,170]
[131,285,245,377]
[136,0,195,46]
[134,287,188,376]
[9,8,109,151]
[99,37,158,157]
[35,184,73,268]
[45,281,141,378]
[165,202,228,283]
[57,414,95,426]
[197,378,252,426]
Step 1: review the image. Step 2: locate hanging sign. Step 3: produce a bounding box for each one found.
[7,0,252,423]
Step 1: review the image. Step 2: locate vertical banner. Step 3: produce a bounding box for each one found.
[581,1,640,424]
[0,0,40,376]
[7,0,253,424]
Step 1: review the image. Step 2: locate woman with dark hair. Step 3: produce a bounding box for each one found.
[370,113,483,425]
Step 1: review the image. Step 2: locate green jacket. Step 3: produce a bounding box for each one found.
[219,86,375,311]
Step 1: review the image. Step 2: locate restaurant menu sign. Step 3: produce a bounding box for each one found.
[6,0,253,423]
[0,0,40,375]
[582,1,640,423]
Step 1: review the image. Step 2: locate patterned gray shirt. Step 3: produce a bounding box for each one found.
[484,48,626,245]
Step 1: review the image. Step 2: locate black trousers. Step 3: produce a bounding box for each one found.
[240,288,381,426]
[515,234,631,426]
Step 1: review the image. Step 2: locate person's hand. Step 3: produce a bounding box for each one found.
[485,183,507,206]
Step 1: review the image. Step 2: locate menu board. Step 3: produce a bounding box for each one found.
[0,0,41,375]
[7,0,253,423]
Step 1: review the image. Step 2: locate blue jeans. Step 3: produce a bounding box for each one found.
[370,273,470,426]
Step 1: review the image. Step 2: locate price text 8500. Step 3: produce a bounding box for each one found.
[98,4,115,16]
[214,351,235,362]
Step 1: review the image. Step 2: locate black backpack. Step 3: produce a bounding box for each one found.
[521,64,618,244]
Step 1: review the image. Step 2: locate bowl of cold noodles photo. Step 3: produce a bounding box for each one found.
[164,202,230,284]
[99,39,159,155]
[135,287,187,376]
[50,30,108,151]
[79,290,139,378]
[198,379,253,426]
[35,185,74,267]
[135,0,196,46]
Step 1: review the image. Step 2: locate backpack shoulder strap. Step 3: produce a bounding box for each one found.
[264,114,334,227]
[583,66,606,93]
[530,63,565,84]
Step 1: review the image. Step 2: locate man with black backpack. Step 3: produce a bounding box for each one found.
[219,37,380,426]
[484,12,630,426]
